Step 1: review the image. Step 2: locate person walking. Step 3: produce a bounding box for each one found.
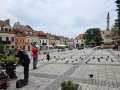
[46,53,50,62]
[15,47,30,82]
[31,45,39,69]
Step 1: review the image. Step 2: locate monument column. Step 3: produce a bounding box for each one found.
[106,12,110,36]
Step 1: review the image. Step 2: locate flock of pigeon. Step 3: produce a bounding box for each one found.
[30,50,120,78]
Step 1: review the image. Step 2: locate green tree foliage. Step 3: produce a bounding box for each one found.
[115,0,120,35]
[83,28,103,45]
[111,21,119,37]
[0,44,19,67]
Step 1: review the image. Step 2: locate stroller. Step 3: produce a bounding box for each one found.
[5,60,17,79]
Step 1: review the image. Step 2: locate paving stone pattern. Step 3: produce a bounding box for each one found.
[7,49,120,90]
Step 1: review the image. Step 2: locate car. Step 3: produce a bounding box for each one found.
[78,46,82,50]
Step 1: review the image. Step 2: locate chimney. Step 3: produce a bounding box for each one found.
[5,19,10,25]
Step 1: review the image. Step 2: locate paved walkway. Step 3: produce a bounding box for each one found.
[7,48,120,90]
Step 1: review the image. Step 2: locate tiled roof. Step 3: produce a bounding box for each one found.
[13,29,25,37]
[75,34,83,39]
[0,20,8,26]
[34,30,45,35]
[100,30,106,34]
[20,25,33,32]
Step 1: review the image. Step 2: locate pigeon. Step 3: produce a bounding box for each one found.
[75,59,77,61]
[111,59,113,62]
[79,57,81,59]
[98,58,100,62]
[92,57,95,59]
[72,61,74,63]
[100,57,103,59]
[107,56,109,58]
[89,74,93,78]
[65,61,69,64]
[118,54,120,57]
[71,56,72,58]
[106,58,108,61]
[85,61,88,63]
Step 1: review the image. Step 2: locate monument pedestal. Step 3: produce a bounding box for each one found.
[103,35,113,49]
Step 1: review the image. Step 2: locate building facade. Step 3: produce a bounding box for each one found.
[0,19,15,47]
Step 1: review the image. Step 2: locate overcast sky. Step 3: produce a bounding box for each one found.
[0,0,117,39]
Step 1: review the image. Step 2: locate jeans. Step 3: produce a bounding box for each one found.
[33,56,38,68]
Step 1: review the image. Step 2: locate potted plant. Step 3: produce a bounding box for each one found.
[58,80,82,90]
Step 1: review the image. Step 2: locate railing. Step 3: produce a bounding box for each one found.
[0,41,11,44]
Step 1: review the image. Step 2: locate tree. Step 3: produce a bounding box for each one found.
[111,22,118,40]
[115,0,120,35]
[83,28,103,45]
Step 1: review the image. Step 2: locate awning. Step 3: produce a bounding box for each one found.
[56,45,68,47]
[47,45,53,47]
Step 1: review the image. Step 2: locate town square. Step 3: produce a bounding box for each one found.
[0,0,120,90]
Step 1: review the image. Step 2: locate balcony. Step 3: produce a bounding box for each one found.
[42,43,47,45]
[26,42,31,44]
[0,41,11,44]
[31,42,37,45]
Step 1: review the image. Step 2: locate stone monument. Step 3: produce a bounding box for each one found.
[103,12,113,48]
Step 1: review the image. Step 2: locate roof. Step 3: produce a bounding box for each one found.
[89,40,96,43]
[20,25,33,32]
[0,20,8,26]
[34,30,45,35]
[75,34,84,40]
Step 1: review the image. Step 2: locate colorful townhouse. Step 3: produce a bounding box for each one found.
[13,22,39,51]
[13,29,26,50]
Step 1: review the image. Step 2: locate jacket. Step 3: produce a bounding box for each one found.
[16,50,30,66]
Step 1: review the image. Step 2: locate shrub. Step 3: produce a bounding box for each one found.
[60,80,79,90]
[0,44,19,67]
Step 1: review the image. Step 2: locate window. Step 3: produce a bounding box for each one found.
[17,39,18,43]
[46,40,47,43]
[32,39,33,42]
[0,37,2,41]
[9,29,11,32]
[40,40,41,43]
[11,37,14,42]
[5,28,7,31]
[23,40,24,43]
[6,37,9,41]
[28,39,29,42]
[20,40,22,43]
[43,40,44,43]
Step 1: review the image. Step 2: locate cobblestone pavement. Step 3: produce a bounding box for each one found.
[7,48,120,90]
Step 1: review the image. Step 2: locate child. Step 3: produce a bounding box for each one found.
[0,66,5,77]
[46,53,50,62]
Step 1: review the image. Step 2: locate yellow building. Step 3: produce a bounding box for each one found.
[74,34,84,47]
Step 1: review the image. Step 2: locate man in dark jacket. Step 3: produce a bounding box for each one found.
[15,47,30,82]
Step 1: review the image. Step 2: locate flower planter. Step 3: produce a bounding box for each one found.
[57,83,82,90]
